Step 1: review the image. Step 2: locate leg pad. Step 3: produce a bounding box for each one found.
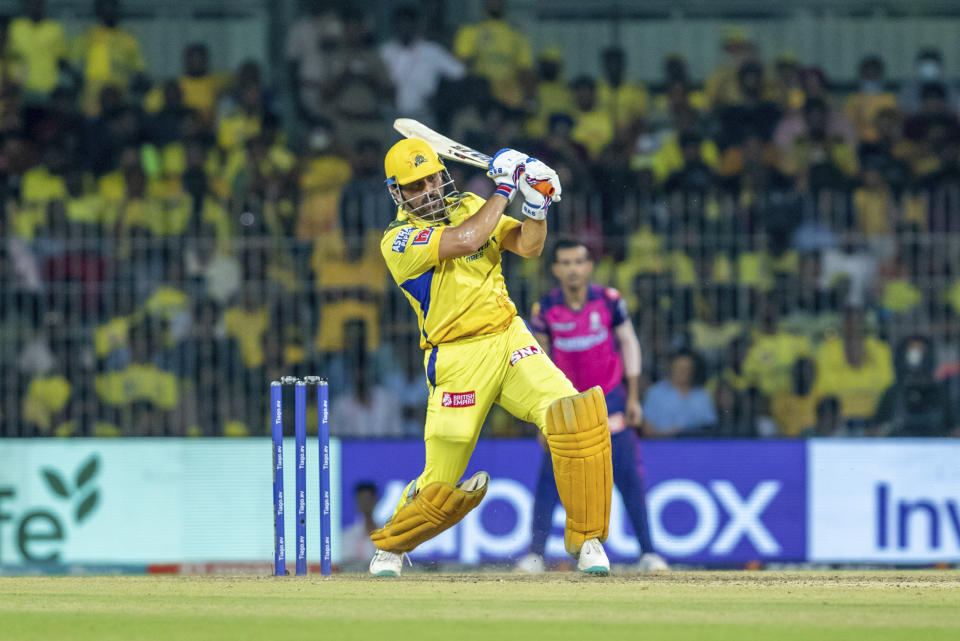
[545,386,613,556]
[370,471,489,553]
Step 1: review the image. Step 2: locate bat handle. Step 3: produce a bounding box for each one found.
[532,181,556,197]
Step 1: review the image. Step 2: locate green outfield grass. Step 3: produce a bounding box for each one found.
[1,571,958,641]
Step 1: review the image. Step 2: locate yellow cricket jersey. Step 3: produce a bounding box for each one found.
[571,107,614,159]
[380,193,521,348]
[597,80,648,128]
[8,18,66,94]
[453,19,532,108]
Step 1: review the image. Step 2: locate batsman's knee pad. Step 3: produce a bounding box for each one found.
[545,386,613,557]
[370,471,489,553]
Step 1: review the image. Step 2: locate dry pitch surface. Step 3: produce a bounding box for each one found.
[1,571,958,641]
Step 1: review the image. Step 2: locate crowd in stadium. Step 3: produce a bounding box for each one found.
[0,0,958,439]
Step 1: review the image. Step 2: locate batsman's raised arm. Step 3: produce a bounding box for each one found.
[501,217,546,258]
[437,190,511,260]
[440,149,559,260]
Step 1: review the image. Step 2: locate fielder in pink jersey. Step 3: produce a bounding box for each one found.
[516,238,669,572]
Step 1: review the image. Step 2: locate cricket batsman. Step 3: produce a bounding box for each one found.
[369,139,614,576]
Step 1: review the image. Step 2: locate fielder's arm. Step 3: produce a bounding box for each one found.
[614,319,644,427]
[437,193,510,260]
[501,217,547,258]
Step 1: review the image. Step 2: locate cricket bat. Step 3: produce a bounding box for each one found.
[393,118,555,197]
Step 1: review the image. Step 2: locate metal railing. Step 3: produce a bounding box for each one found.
[1,186,958,438]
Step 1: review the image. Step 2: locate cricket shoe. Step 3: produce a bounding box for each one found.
[515,553,545,574]
[636,553,670,572]
[576,539,609,575]
[369,549,405,577]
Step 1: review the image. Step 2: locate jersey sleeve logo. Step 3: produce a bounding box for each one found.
[392,226,414,253]
[509,345,542,366]
[412,228,433,245]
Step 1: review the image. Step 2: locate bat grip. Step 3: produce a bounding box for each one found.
[532,181,556,197]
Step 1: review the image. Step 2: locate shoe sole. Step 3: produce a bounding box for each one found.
[579,566,609,575]
[371,570,400,577]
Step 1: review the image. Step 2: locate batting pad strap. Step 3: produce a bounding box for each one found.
[545,386,613,557]
[370,471,489,553]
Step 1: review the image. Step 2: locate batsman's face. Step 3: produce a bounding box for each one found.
[553,246,593,289]
[398,171,445,218]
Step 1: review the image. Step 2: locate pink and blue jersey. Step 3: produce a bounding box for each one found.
[529,285,658,557]
[531,284,629,411]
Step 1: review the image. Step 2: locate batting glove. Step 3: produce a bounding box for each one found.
[487,148,529,203]
[523,159,562,202]
[519,159,561,220]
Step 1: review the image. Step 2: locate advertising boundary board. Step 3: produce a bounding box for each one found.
[339,439,808,564]
[808,439,960,564]
[3,438,956,571]
[0,439,341,570]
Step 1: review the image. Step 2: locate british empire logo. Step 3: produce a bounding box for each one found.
[442,391,476,407]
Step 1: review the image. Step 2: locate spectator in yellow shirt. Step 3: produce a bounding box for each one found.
[295,126,353,242]
[843,55,897,143]
[223,289,269,369]
[782,98,859,191]
[8,0,68,98]
[638,89,720,184]
[524,47,574,138]
[769,54,805,112]
[813,308,894,427]
[95,321,183,436]
[597,47,648,134]
[216,66,265,152]
[179,43,228,125]
[770,358,819,436]
[648,55,708,120]
[313,141,388,352]
[853,152,899,237]
[452,0,533,110]
[704,29,757,109]
[21,372,71,435]
[742,298,812,396]
[570,76,614,160]
[72,0,147,115]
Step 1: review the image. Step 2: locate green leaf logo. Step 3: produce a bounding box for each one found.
[75,457,99,489]
[42,469,70,498]
[76,490,99,523]
[40,454,102,526]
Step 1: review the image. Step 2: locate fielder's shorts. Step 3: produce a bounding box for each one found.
[416,316,577,489]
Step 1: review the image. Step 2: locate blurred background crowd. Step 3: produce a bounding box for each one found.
[1,0,959,439]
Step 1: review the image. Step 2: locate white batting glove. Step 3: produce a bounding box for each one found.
[519,159,561,220]
[523,159,562,202]
[487,148,528,203]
